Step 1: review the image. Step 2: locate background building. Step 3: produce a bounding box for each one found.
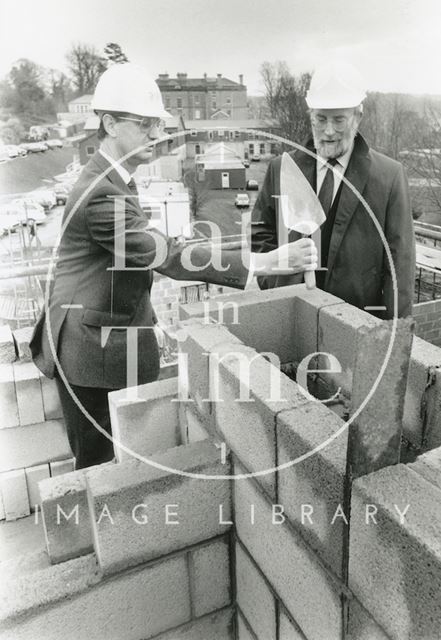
[156,73,248,120]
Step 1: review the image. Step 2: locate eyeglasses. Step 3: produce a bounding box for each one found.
[116,116,165,132]
[311,114,353,132]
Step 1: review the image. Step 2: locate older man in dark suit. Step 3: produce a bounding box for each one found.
[31,63,316,468]
[252,61,415,319]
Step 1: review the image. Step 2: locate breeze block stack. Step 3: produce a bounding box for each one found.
[0,325,72,522]
[1,284,441,640]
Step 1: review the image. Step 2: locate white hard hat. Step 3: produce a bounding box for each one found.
[306,61,366,109]
[91,63,172,118]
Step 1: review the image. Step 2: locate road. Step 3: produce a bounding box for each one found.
[0,148,75,196]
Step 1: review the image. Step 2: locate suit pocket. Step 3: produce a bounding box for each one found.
[82,309,132,327]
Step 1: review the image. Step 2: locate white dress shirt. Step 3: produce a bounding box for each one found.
[316,143,354,204]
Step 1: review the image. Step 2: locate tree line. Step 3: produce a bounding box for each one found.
[0,43,128,143]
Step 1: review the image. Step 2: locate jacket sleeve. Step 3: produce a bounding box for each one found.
[382,165,416,318]
[85,195,250,289]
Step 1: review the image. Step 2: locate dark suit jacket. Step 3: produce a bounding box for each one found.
[251,134,416,319]
[31,151,249,389]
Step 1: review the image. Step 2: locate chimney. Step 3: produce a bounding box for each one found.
[177,72,187,79]
[158,73,169,79]
[239,74,243,85]
[217,73,222,78]
[217,73,222,88]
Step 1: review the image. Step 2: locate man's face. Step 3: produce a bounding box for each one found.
[111,114,163,166]
[310,107,361,159]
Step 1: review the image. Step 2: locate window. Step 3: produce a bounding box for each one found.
[249,143,254,154]
[195,144,201,154]
[195,109,201,119]
[260,143,265,154]
[229,131,234,140]
[208,131,213,140]
[195,95,200,105]
[270,143,277,155]
[235,131,240,139]
[226,97,231,104]
[218,129,224,137]
[165,98,171,108]
[177,97,182,108]
[212,101,217,109]
[191,129,197,137]
[86,145,95,156]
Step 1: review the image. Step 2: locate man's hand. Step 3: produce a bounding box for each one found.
[252,238,318,275]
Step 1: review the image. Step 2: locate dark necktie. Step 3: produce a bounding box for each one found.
[127,178,138,196]
[317,158,339,286]
[318,158,338,215]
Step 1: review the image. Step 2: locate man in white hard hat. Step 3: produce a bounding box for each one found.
[30,63,316,468]
[252,61,415,319]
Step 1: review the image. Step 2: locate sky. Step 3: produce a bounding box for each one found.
[1,0,441,96]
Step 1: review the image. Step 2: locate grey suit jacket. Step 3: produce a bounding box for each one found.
[31,151,249,388]
[251,134,416,318]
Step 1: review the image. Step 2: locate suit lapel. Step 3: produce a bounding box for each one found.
[325,136,371,284]
[90,151,144,215]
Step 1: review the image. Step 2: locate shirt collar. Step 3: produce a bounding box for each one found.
[317,141,354,172]
[99,148,132,185]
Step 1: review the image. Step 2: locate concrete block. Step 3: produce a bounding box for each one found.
[109,377,179,463]
[235,542,276,640]
[156,608,234,640]
[13,362,44,426]
[191,537,231,617]
[214,342,309,498]
[39,375,63,420]
[349,464,441,639]
[291,286,344,365]
[346,598,390,640]
[402,337,441,447]
[24,463,50,510]
[349,318,414,477]
[318,303,381,397]
[87,440,232,575]
[409,446,441,488]
[179,319,243,417]
[237,611,257,640]
[12,327,33,362]
[422,367,441,450]
[0,469,30,520]
[185,404,209,444]
[40,467,95,563]
[234,467,342,640]
[279,610,307,640]
[50,458,75,477]
[277,402,348,578]
[0,552,191,640]
[0,364,19,428]
[0,325,16,364]
[0,419,71,473]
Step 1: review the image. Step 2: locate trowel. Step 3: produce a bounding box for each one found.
[279,152,326,289]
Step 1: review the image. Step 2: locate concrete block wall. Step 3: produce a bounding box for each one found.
[0,340,72,519]
[413,298,441,347]
[0,441,235,640]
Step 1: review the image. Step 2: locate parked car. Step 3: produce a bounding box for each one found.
[235,192,250,208]
[3,145,26,158]
[246,179,259,191]
[21,142,48,153]
[251,153,261,162]
[243,159,250,168]
[10,199,46,224]
[53,182,72,205]
[46,139,63,149]
[28,189,56,210]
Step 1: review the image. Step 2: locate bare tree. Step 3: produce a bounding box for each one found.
[66,43,106,95]
[260,61,311,144]
[184,168,210,218]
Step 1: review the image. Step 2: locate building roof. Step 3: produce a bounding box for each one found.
[68,94,94,105]
[156,75,245,91]
[196,142,244,168]
[184,119,280,130]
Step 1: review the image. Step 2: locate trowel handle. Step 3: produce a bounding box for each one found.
[303,233,316,290]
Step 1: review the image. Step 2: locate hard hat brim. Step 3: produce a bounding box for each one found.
[306,93,366,110]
